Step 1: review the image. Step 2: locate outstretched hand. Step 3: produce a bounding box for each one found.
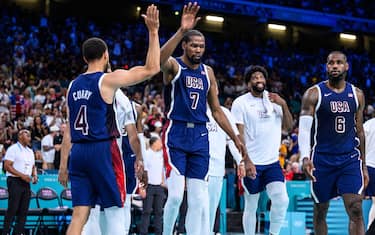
[142,4,160,33]
[180,2,201,32]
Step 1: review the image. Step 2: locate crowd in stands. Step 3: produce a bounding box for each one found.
[256,0,375,19]
[0,4,374,180]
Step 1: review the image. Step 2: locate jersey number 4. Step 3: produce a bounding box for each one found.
[74,105,88,135]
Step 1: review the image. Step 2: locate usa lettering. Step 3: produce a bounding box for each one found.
[73,90,92,101]
[330,101,350,113]
[186,76,204,90]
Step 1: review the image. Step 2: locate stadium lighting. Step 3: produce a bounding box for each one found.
[268,24,286,31]
[174,11,179,16]
[136,6,141,12]
[340,33,357,40]
[206,15,224,23]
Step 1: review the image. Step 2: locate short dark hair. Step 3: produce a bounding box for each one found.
[82,37,108,63]
[182,30,204,43]
[327,51,347,62]
[244,65,268,83]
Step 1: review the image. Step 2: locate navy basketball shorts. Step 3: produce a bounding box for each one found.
[69,139,126,208]
[242,161,285,194]
[365,165,375,197]
[123,152,137,194]
[163,120,209,180]
[311,151,364,203]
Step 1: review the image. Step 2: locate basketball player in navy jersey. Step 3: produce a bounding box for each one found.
[299,51,368,235]
[160,2,252,235]
[57,5,160,235]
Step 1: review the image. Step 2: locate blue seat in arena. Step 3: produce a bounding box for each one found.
[36,186,68,234]
[0,187,8,229]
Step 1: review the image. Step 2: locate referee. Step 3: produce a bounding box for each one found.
[2,129,38,235]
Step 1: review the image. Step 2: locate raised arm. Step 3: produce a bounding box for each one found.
[161,2,201,83]
[103,4,160,89]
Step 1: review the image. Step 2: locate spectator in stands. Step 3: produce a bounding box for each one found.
[139,136,166,235]
[41,125,59,169]
[2,129,38,235]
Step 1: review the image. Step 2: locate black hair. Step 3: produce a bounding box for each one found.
[244,65,268,83]
[327,51,347,62]
[182,30,204,43]
[82,37,108,63]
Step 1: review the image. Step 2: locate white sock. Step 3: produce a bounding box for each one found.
[124,194,132,234]
[208,176,223,234]
[163,169,185,235]
[266,182,289,235]
[243,192,259,235]
[82,205,102,235]
[103,206,126,234]
[186,178,209,235]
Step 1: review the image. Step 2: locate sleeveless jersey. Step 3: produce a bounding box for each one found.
[165,58,210,124]
[313,81,359,155]
[68,72,120,143]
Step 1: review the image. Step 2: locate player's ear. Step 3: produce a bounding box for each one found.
[182,41,187,51]
[345,61,349,71]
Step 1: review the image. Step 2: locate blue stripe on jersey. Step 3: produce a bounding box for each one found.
[68,72,120,142]
[166,58,210,123]
[313,81,359,155]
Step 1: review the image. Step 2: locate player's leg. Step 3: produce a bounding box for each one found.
[242,191,260,235]
[81,205,102,235]
[163,169,185,235]
[313,202,329,235]
[264,162,289,235]
[208,175,223,234]
[266,181,289,235]
[311,153,340,235]
[68,143,97,235]
[339,154,365,235]
[67,206,91,235]
[162,122,188,235]
[185,124,210,235]
[185,177,209,235]
[124,194,132,234]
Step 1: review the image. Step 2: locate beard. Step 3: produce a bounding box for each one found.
[252,83,265,93]
[328,70,346,82]
[187,55,201,65]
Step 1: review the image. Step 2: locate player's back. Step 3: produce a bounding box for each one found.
[165,57,209,124]
[313,81,358,155]
[68,72,119,143]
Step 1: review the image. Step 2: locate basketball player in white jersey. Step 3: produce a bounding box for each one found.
[231,65,293,235]
[207,103,245,234]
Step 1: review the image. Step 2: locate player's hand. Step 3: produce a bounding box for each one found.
[180,2,201,32]
[363,164,369,189]
[268,92,286,106]
[135,158,144,180]
[58,168,69,188]
[302,158,316,182]
[142,4,159,33]
[243,155,257,179]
